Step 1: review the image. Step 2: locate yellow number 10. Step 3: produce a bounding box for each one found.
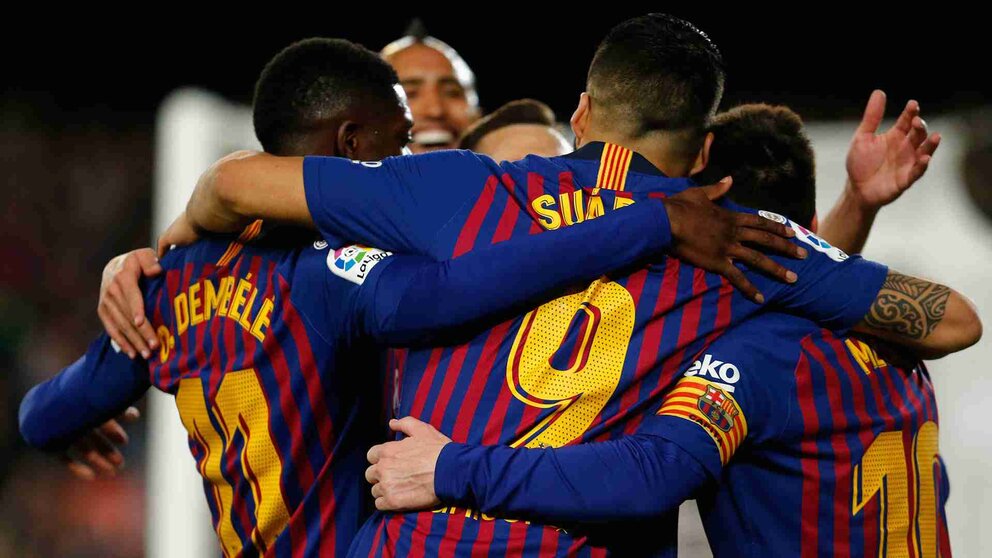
[176,369,289,557]
[852,422,940,558]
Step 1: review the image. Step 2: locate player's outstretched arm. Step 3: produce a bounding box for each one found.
[367,319,778,523]
[157,151,310,256]
[165,151,803,292]
[738,211,980,360]
[819,90,940,254]
[365,417,710,522]
[165,150,498,256]
[853,270,982,359]
[360,187,805,346]
[19,336,149,478]
[190,151,312,229]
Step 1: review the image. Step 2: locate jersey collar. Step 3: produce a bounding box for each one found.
[561,141,670,177]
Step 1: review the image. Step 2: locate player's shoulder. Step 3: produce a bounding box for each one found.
[399,148,503,175]
[288,241,395,338]
[290,240,396,303]
[717,312,819,351]
[158,235,238,269]
[678,313,816,442]
[698,313,819,383]
[316,243,393,287]
[729,207,853,265]
[500,151,573,173]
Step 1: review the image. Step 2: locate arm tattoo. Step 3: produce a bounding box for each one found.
[863,271,951,339]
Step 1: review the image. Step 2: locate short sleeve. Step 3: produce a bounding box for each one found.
[729,207,889,333]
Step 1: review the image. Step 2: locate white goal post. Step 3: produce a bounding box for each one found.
[149,88,256,558]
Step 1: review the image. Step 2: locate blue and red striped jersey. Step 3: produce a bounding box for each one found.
[139,210,676,558]
[644,312,949,557]
[302,142,890,557]
[20,187,697,558]
[146,229,391,558]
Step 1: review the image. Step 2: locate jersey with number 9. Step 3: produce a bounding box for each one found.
[301,143,890,557]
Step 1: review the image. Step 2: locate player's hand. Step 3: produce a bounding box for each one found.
[99,249,162,359]
[157,211,201,257]
[663,177,806,304]
[846,90,940,209]
[63,407,141,481]
[365,417,451,512]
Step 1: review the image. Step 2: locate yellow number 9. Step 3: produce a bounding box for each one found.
[507,279,635,448]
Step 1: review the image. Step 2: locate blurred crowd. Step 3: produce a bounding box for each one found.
[0,98,152,557]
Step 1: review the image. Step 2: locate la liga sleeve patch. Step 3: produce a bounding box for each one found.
[327,244,392,285]
[760,209,849,263]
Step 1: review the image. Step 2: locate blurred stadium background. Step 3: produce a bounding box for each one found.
[2,10,989,557]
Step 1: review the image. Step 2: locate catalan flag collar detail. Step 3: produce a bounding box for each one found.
[217,219,264,266]
[563,141,669,181]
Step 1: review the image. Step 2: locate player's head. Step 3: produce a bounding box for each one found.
[573,14,725,177]
[253,38,413,160]
[693,103,818,230]
[459,99,571,161]
[382,20,481,152]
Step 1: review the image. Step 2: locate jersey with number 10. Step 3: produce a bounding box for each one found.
[303,142,889,557]
[642,312,950,557]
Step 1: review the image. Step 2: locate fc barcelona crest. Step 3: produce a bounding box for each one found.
[698,385,739,432]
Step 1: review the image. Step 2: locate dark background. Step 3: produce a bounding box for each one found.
[4,9,988,120]
[1,9,988,557]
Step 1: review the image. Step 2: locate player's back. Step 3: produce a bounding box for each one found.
[146,226,385,558]
[344,143,886,557]
[693,312,950,558]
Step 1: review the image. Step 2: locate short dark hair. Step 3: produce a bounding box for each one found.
[253,38,399,155]
[588,14,724,148]
[694,103,817,228]
[459,99,557,151]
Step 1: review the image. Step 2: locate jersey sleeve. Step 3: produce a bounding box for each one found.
[638,318,799,477]
[18,334,150,451]
[731,208,889,333]
[349,199,674,346]
[302,150,501,255]
[282,244,363,349]
[433,432,710,524]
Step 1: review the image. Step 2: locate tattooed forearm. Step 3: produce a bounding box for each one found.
[863,271,951,339]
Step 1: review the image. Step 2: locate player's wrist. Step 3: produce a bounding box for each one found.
[842,178,884,216]
[658,198,683,249]
[432,442,474,507]
[647,198,674,251]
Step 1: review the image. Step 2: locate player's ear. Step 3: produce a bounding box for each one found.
[570,93,591,148]
[689,131,715,176]
[337,121,361,160]
[810,212,819,234]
